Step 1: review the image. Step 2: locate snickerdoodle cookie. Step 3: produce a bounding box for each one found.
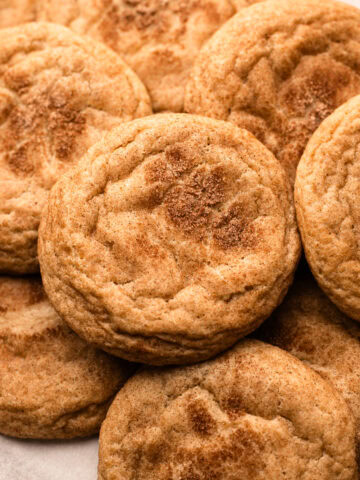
[0,0,36,28]
[98,339,357,480]
[257,270,360,461]
[185,0,360,184]
[295,95,360,321]
[0,22,151,274]
[38,114,300,366]
[36,0,235,112]
[0,276,134,439]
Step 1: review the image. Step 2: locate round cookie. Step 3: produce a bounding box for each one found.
[38,113,300,366]
[36,0,236,112]
[257,269,360,463]
[0,276,134,439]
[184,0,360,185]
[0,22,151,274]
[295,95,360,320]
[99,339,357,480]
[0,0,36,28]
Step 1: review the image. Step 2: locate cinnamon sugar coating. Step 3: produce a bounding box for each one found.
[0,276,134,439]
[99,340,357,480]
[257,269,360,464]
[36,0,236,112]
[295,95,360,321]
[185,0,360,185]
[0,22,151,274]
[39,114,300,365]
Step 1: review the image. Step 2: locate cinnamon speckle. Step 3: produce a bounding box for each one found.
[99,0,206,42]
[6,143,34,175]
[213,203,256,250]
[187,399,217,436]
[177,425,265,479]
[165,166,225,239]
[222,392,246,418]
[3,88,86,176]
[278,58,360,176]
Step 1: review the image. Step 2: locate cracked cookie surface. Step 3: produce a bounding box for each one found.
[184,0,360,185]
[39,113,300,365]
[257,269,360,467]
[295,94,360,321]
[0,275,134,439]
[36,0,236,113]
[0,22,151,274]
[99,339,357,480]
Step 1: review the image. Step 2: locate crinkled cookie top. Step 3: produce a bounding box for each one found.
[0,22,151,274]
[36,0,236,112]
[258,270,360,451]
[99,340,357,480]
[185,0,360,185]
[295,94,360,322]
[0,275,133,439]
[39,113,300,365]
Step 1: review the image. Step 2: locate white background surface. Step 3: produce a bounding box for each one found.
[0,437,98,480]
[1,0,360,478]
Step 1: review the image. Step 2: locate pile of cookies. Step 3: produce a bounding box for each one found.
[2,0,360,478]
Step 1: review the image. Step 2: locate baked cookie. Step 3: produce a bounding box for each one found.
[295,95,360,320]
[0,276,134,439]
[99,339,357,480]
[257,269,360,463]
[0,22,151,274]
[36,0,236,112]
[38,114,300,366]
[0,0,36,28]
[184,0,360,185]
